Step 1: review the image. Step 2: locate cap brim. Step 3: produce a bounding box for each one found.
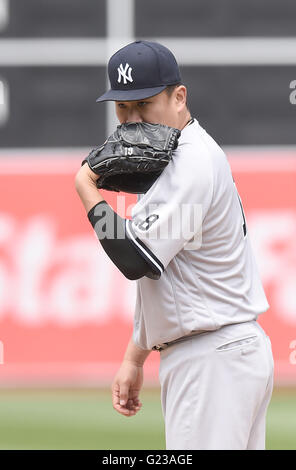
[96,85,166,102]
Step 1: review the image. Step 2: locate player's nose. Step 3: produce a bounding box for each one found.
[126,108,143,123]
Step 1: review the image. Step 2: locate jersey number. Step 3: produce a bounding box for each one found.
[138,214,159,231]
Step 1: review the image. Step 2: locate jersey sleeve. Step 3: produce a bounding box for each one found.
[126,140,214,274]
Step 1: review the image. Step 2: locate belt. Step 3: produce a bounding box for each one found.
[152,330,208,352]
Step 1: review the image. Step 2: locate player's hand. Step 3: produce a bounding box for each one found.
[111,359,143,417]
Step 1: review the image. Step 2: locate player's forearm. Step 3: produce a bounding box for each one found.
[75,163,104,213]
[75,163,159,281]
[123,336,151,367]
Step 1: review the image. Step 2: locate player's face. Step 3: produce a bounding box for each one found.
[115,86,187,129]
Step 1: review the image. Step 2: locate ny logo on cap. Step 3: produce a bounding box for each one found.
[117,63,133,84]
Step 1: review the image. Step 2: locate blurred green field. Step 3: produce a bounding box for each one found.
[0,387,295,450]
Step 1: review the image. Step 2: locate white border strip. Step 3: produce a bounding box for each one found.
[0,361,160,386]
[0,37,296,66]
[106,0,135,135]
[0,0,8,32]
[0,39,107,66]
[151,38,296,66]
[0,360,290,387]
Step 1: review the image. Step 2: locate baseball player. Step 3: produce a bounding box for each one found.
[75,41,274,450]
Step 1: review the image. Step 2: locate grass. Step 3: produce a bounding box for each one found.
[0,387,294,450]
[266,387,296,450]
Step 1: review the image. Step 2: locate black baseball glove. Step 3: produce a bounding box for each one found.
[81,122,181,194]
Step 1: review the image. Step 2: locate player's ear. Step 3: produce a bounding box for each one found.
[174,85,187,111]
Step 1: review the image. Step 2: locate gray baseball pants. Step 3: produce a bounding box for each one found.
[159,320,274,450]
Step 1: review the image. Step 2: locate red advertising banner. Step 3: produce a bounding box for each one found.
[0,150,295,386]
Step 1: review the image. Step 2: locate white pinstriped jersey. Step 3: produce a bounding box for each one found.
[126,119,269,350]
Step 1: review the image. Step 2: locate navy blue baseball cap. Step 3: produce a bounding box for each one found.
[96,40,181,102]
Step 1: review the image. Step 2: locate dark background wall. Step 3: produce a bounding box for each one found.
[0,0,295,148]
